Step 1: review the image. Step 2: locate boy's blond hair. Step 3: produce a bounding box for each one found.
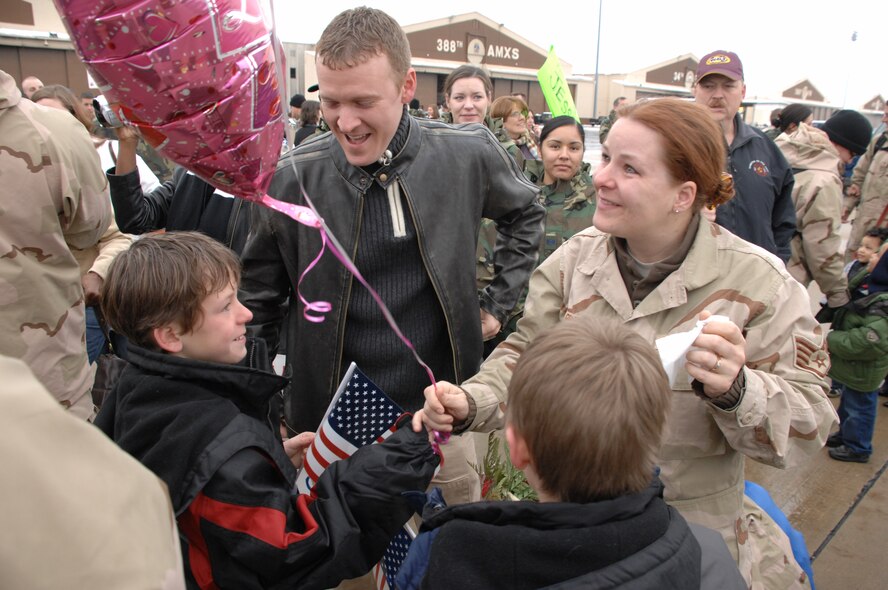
[101,232,241,349]
[508,317,671,502]
[315,7,411,86]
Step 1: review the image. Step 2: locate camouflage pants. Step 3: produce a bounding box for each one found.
[431,432,481,505]
[672,483,810,589]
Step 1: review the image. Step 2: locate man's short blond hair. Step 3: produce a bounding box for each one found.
[315,7,411,85]
[508,317,671,502]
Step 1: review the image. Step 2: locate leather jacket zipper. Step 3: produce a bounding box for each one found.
[332,193,363,397]
[399,181,460,382]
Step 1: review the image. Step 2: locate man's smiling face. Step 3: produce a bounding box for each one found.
[317,53,416,167]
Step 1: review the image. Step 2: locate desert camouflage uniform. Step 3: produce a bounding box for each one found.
[0,69,111,419]
[462,218,836,588]
[776,124,849,306]
[846,130,888,255]
[71,221,132,282]
[477,159,596,337]
[0,355,186,588]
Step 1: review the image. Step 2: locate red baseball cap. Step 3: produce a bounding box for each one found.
[696,50,744,82]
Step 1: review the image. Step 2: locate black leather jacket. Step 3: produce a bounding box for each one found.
[239,115,543,431]
[108,166,254,254]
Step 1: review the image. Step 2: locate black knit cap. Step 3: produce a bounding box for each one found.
[289,93,306,108]
[820,110,872,155]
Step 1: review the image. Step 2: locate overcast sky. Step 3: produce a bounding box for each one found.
[271,0,887,109]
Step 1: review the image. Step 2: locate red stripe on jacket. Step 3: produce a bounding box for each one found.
[187,491,320,550]
[178,501,219,590]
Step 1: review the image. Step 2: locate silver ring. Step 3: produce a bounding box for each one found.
[711,356,722,372]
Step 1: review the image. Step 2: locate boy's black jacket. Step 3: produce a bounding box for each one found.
[95,339,438,590]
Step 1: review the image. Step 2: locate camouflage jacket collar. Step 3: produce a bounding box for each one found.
[525,160,594,210]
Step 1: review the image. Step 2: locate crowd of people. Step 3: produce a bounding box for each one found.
[2,5,888,589]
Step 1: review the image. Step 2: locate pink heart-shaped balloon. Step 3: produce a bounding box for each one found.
[52,0,284,202]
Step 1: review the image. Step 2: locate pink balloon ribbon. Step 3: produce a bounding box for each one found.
[257,196,331,323]
[259,183,437,389]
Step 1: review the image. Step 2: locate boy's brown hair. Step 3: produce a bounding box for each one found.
[507,317,671,502]
[101,232,241,349]
[315,7,411,86]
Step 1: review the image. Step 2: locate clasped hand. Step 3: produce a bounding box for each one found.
[684,311,747,398]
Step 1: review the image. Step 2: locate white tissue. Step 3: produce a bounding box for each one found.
[655,315,731,388]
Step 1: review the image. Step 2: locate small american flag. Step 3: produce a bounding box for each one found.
[372,525,415,590]
[296,362,404,494]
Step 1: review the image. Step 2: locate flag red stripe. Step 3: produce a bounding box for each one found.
[375,425,398,444]
[373,562,389,590]
[303,454,321,483]
[311,443,332,469]
[319,426,350,460]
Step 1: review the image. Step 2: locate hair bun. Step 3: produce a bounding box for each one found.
[706,172,735,209]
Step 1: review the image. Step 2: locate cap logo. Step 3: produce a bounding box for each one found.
[706,55,732,65]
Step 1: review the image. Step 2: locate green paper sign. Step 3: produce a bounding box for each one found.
[537,46,579,121]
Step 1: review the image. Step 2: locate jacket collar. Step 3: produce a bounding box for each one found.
[526,159,576,195]
[525,159,594,209]
[854,291,888,317]
[124,338,288,417]
[634,216,723,318]
[577,216,722,320]
[730,112,759,149]
[425,477,664,531]
[328,108,419,193]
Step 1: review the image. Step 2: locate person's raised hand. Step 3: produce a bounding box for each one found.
[114,125,140,145]
[412,381,470,433]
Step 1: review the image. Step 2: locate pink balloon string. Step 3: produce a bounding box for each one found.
[258,172,440,405]
[257,196,332,323]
